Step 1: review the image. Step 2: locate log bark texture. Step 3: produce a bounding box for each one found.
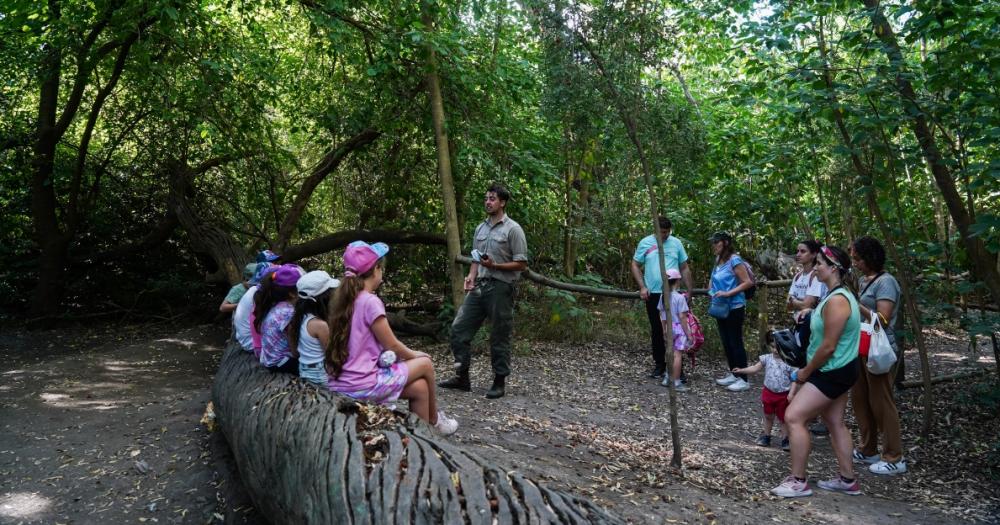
[213,343,625,525]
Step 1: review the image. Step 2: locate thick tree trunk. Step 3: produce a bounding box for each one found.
[212,343,625,524]
[816,20,935,435]
[860,0,1000,306]
[168,161,250,284]
[29,37,68,316]
[422,7,465,309]
[27,3,153,314]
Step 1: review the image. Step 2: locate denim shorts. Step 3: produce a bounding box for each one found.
[299,361,329,386]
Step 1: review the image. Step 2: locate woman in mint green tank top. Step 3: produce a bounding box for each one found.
[771,246,862,499]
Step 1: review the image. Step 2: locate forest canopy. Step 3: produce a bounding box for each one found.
[1,0,998,320]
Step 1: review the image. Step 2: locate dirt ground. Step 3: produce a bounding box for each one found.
[1,320,997,524]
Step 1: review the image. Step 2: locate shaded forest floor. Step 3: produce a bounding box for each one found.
[0,320,997,524]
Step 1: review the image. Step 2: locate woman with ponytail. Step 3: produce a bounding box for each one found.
[771,245,861,499]
[326,241,458,435]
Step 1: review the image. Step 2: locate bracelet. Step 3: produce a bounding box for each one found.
[790,370,797,382]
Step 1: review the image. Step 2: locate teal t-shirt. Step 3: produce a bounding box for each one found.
[224,283,249,304]
[807,287,860,372]
[632,235,688,294]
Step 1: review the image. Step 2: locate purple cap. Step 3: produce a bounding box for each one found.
[343,241,389,276]
[271,264,305,287]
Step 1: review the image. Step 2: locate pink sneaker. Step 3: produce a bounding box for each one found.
[770,476,813,498]
[817,476,861,495]
[433,410,459,436]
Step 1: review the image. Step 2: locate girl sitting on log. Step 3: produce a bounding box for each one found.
[288,270,340,386]
[254,264,305,374]
[327,241,458,435]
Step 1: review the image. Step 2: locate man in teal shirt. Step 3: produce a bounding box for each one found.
[630,217,694,379]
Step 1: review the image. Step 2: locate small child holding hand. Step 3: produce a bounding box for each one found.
[733,345,796,450]
[657,269,694,392]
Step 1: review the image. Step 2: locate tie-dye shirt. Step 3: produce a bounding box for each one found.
[259,301,295,367]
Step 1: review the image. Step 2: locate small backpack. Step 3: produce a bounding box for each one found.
[735,257,757,300]
[684,311,706,368]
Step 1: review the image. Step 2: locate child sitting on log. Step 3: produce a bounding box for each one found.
[326,241,458,435]
[254,264,305,374]
[288,270,340,386]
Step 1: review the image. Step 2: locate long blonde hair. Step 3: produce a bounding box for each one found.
[325,262,379,378]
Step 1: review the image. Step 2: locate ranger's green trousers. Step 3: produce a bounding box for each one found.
[450,278,515,377]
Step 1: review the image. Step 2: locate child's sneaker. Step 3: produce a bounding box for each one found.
[770,476,812,498]
[780,437,790,451]
[755,435,771,447]
[817,476,862,495]
[433,410,459,436]
[869,459,907,475]
[852,449,880,464]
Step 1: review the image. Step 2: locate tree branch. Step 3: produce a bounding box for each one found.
[281,230,446,262]
[68,32,138,232]
[275,128,381,249]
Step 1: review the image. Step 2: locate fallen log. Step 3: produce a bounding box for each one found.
[898,369,992,389]
[386,311,443,339]
[455,255,791,299]
[212,341,625,524]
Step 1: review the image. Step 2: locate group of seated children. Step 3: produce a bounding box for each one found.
[224,243,459,436]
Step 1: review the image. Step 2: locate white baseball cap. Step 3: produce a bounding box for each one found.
[296,270,340,300]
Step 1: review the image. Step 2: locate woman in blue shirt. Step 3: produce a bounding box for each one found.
[707,232,754,392]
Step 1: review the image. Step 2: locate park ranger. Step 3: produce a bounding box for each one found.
[438,182,528,399]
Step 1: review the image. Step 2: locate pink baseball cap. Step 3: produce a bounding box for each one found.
[666,269,682,280]
[343,241,389,276]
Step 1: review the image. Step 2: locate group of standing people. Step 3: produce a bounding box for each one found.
[631,227,907,497]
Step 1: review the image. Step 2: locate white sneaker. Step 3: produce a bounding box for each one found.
[869,459,906,475]
[433,410,459,436]
[715,373,737,386]
[770,476,813,498]
[852,449,880,465]
[727,378,750,392]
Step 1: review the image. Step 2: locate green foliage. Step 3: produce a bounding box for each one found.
[516,285,646,345]
[1,0,997,318]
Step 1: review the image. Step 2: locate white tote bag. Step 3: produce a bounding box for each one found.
[866,311,897,375]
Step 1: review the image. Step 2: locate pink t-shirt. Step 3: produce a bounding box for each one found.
[328,291,386,393]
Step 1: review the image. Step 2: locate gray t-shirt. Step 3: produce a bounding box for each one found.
[859,272,901,351]
[472,215,528,283]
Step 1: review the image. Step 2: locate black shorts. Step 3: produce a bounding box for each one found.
[807,357,860,399]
